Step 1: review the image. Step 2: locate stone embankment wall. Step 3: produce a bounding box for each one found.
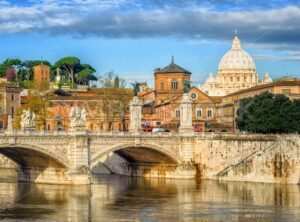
[195,134,300,184]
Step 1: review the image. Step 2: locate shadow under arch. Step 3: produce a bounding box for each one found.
[0,143,69,182]
[91,143,181,168]
[90,143,181,178]
[0,143,68,168]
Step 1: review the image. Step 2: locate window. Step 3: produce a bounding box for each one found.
[207,109,213,118]
[230,77,233,82]
[160,81,164,91]
[90,123,94,131]
[0,107,2,114]
[196,108,202,118]
[11,106,14,115]
[191,93,197,100]
[57,121,64,131]
[171,79,178,90]
[175,109,180,118]
[282,89,291,94]
[47,124,51,131]
[11,94,14,101]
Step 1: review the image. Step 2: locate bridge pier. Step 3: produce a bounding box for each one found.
[175,136,196,179]
[176,93,197,178]
[67,132,91,184]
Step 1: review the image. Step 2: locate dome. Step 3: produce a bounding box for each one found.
[218,32,256,71]
[205,72,216,84]
[262,72,273,83]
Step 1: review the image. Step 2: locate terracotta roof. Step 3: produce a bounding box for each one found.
[89,88,132,94]
[156,61,191,74]
[224,80,300,97]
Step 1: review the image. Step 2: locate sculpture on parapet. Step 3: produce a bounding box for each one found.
[130,82,140,96]
[182,79,191,93]
[20,109,36,129]
[70,106,87,128]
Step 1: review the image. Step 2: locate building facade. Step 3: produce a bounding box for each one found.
[154,58,191,103]
[34,64,51,90]
[154,87,220,132]
[45,88,132,132]
[0,83,21,129]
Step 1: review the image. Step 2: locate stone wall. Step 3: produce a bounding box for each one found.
[194,134,300,184]
[0,155,16,169]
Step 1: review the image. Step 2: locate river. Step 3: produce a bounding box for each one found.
[0,169,299,221]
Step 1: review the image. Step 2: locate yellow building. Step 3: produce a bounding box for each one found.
[154,87,220,132]
[0,83,21,129]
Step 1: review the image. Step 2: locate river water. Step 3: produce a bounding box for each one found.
[0,169,299,222]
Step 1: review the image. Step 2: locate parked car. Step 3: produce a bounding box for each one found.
[143,127,152,132]
[152,128,165,133]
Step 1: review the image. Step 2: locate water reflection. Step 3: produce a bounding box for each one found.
[0,173,299,221]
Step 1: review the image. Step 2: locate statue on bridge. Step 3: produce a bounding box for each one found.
[130,82,140,97]
[20,109,36,130]
[70,106,87,130]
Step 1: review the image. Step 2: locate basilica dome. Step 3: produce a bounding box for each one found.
[219,33,256,71]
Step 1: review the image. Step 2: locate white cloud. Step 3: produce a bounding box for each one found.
[1,1,300,52]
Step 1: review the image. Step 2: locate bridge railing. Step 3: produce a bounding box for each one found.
[0,130,178,137]
[0,130,298,139]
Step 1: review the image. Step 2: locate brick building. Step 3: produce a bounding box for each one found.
[34,64,51,90]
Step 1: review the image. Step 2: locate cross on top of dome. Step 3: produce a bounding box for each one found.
[232,30,241,50]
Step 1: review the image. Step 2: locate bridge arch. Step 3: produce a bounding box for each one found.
[91,143,181,169]
[0,143,68,168]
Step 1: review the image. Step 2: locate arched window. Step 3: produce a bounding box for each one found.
[207,109,213,118]
[196,108,202,118]
[175,109,180,118]
[160,81,164,91]
[171,79,178,90]
[90,123,94,131]
[57,121,64,132]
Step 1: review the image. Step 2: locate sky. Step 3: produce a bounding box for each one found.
[1,0,300,86]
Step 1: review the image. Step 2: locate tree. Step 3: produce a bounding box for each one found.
[0,58,22,80]
[98,71,126,88]
[54,57,80,85]
[22,60,51,81]
[236,92,299,134]
[76,64,96,85]
[14,91,53,131]
[98,71,131,131]
[114,76,119,88]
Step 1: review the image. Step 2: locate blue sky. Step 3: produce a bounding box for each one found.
[1,0,300,86]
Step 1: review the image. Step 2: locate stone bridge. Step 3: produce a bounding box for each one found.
[0,131,299,185]
[0,131,196,184]
[1,95,299,184]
